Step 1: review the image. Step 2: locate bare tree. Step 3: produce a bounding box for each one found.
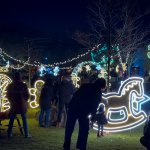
[74,0,150,91]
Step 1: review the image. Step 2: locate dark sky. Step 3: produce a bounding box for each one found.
[0,0,89,38]
[0,0,149,41]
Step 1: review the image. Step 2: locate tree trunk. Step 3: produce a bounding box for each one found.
[107,57,110,92]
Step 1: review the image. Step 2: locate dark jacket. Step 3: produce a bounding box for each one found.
[7,79,29,114]
[95,107,107,125]
[39,85,54,109]
[144,120,150,137]
[68,83,102,121]
[58,80,76,103]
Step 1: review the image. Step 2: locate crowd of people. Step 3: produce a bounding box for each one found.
[7,71,150,150]
[6,71,108,149]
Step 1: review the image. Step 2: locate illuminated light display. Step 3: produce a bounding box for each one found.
[118,49,130,71]
[39,65,46,76]
[1,75,150,132]
[0,74,12,112]
[29,80,44,108]
[96,65,101,71]
[53,66,60,76]
[0,44,100,68]
[85,65,91,72]
[0,73,80,110]
[91,44,116,66]
[92,77,149,132]
[147,45,150,58]
[72,61,95,75]
[71,73,80,88]
[116,65,119,73]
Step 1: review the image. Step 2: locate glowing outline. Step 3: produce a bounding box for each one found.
[93,77,149,132]
[29,80,44,108]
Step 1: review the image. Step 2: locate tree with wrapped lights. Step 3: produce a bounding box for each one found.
[74,0,150,91]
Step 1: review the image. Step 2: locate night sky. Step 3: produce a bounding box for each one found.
[0,0,150,39]
[0,0,150,64]
[0,0,89,38]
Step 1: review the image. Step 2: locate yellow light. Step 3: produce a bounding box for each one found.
[0,74,12,112]
[29,80,44,108]
[71,73,80,88]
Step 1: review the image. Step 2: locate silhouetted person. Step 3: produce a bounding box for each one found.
[63,78,106,150]
[53,81,59,106]
[57,75,76,128]
[7,72,31,138]
[95,104,107,137]
[140,112,150,150]
[39,78,54,127]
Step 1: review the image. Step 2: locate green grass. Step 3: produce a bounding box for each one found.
[0,109,146,150]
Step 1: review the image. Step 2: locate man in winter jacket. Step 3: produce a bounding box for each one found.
[140,113,150,150]
[7,72,31,138]
[63,78,106,150]
[57,75,76,127]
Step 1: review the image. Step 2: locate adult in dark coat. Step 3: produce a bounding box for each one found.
[7,72,31,138]
[140,114,150,150]
[39,78,54,127]
[63,78,106,150]
[57,75,76,127]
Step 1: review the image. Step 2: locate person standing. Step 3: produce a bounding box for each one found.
[7,72,31,138]
[39,78,54,127]
[57,75,76,128]
[63,78,106,150]
[95,104,107,137]
[140,111,150,150]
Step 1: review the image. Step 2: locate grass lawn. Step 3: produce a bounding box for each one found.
[0,109,146,150]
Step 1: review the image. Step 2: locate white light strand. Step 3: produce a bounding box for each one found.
[117,48,130,71]
[0,45,100,68]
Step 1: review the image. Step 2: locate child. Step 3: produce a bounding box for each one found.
[140,111,150,150]
[95,104,107,137]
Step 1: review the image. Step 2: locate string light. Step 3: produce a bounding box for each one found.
[117,46,130,71]
[0,45,100,69]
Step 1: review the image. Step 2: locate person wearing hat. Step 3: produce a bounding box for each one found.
[57,74,76,128]
[7,72,32,138]
[63,78,106,150]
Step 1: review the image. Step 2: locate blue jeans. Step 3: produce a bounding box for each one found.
[39,108,50,127]
[63,109,89,150]
[7,113,29,136]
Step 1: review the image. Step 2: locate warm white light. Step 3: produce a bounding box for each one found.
[71,73,80,88]
[93,77,149,132]
[29,80,44,108]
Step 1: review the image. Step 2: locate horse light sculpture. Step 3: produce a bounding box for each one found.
[93,77,150,132]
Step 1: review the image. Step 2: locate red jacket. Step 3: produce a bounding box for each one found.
[7,78,29,114]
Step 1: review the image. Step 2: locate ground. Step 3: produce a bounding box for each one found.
[0,109,147,150]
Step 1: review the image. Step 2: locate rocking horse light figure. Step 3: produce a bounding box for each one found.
[93,77,150,132]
